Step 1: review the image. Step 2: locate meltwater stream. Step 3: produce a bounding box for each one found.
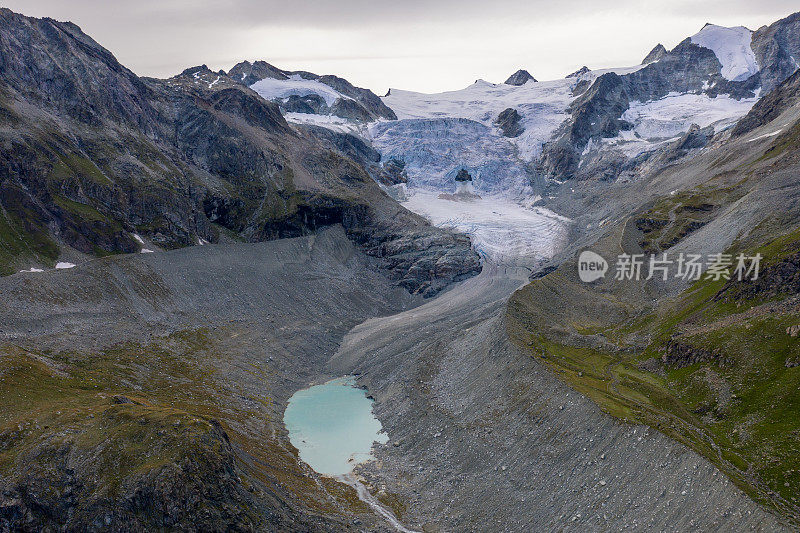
[284,377,420,533]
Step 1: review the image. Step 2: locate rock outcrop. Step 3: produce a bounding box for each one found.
[504,69,537,85]
[566,65,591,78]
[642,43,667,64]
[494,107,524,137]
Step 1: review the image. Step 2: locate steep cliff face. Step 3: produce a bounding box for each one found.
[0,9,479,294]
[751,12,800,94]
[732,68,800,137]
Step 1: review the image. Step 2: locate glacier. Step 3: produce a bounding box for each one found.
[690,24,759,82]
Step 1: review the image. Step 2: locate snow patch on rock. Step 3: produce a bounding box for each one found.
[251,75,348,107]
[690,25,759,81]
[608,92,758,156]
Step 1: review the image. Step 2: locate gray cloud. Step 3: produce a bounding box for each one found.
[2,1,798,93]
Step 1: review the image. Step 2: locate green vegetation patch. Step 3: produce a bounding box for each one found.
[507,225,800,525]
[0,189,60,275]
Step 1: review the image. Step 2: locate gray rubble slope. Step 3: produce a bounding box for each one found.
[0,226,416,531]
[329,262,786,531]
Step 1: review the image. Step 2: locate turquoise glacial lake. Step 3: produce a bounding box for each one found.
[284,376,388,476]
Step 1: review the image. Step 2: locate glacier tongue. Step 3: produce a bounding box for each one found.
[401,190,569,262]
[251,74,347,106]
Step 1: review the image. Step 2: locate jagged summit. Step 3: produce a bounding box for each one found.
[566,66,591,78]
[228,60,288,85]
[642,43,667,64]
[504,69,537,85]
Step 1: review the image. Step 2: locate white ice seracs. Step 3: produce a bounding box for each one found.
[382,78,574,161]
[369,117,531,195]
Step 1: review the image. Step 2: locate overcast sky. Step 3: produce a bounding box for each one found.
[2,1,797,94]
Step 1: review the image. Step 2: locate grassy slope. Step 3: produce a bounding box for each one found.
[0,328,370,528]
[507,129,800,525]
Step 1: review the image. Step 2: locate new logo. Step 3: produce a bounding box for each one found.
[578,251,608,282]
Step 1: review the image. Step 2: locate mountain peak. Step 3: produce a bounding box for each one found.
[690,24,758,81]
[566,66,591,78]
[642,43,667,64]
[504,69,537,86]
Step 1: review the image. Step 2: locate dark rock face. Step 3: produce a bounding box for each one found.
[0,8,479,294]
[494,107,524,137]
[540,73,631,180]
[330,96,374,122]
[623,39,758,102]
[642,43,667,64]
[280,93,327,114]
[733,68,800,137]
[304,125,381,166]
[573,149,629,182]
[0,8,158,131]
[566,66,591,79]
[715,252,800,301]
[378,158,408,186]
[751,12,800,94]
[675,123,715,151]
[504,69,537,86]
[228,60,397,121]
[455,169,473,182]
[663,341,730,368]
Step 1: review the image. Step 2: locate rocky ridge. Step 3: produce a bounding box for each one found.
[0,8,478,295]
[539,12,800,181]
[504,69,537,86]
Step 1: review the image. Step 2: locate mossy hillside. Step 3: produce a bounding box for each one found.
[507,225,800,525]
[0,186,60,274]
[48,150,112,186]
[0,327,372,525]
[757,120,800,163]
